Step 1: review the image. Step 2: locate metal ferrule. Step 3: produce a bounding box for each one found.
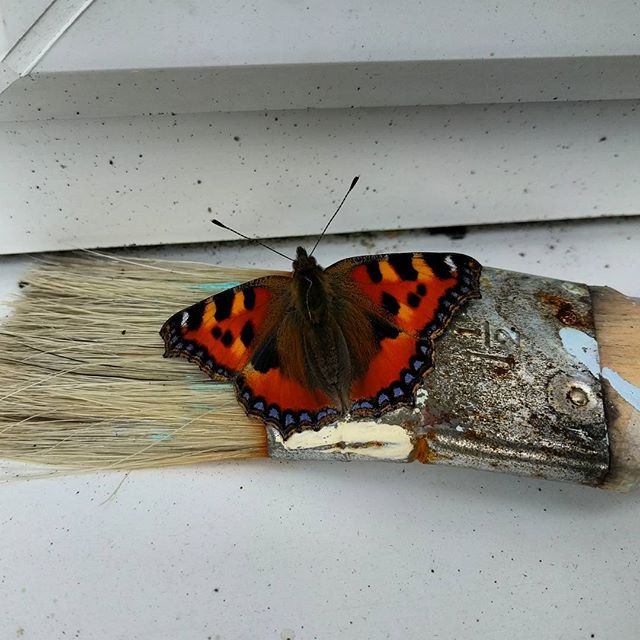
[267,267,609,487]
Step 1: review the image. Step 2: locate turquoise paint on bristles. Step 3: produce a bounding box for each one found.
[190,282,241,292]
[149,432,173,442]
[189,382,234,392]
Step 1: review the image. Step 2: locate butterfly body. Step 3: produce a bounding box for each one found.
[161,248,481,439]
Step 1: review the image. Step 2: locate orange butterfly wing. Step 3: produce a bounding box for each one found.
[160,276,288,380]
[160,275,341,432]
[326,252,481,417]
[235,368,338,433]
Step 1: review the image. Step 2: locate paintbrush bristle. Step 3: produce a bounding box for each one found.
[0,254,280,473]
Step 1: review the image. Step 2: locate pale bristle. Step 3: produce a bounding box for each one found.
[0,254,281,473]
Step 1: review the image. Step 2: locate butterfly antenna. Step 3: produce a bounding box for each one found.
[309,176,360,257]
[211,219,294,261]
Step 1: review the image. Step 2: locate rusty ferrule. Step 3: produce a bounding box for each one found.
[267,267,633,490]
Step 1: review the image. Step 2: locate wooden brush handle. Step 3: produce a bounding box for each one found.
[591,287,640,491]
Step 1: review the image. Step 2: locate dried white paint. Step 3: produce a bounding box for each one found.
[273,420,413,461]
[415,387,429,406]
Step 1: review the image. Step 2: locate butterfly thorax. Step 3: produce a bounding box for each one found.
[291,246,331,326]
[288,246,351,410]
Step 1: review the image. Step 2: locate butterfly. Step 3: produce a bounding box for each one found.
[160,179,481,439]
[160,247,480,439]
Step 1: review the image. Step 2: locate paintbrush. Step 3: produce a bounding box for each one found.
[0,253,638,491]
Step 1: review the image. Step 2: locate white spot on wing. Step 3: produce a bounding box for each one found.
[444,255,457,273]
[181,311,189,327]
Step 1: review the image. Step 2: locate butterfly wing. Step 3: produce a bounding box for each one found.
[160,275,291,380]
[160,275,341,436]
[234,306,344,435]
[326,252,481,417]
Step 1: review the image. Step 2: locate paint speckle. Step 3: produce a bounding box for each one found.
[602,367,640,411]
[559,328,600,377]
[560,328,640,410]
[149,432,172,442]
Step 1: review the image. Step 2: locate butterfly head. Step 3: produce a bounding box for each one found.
[292,246,320,275]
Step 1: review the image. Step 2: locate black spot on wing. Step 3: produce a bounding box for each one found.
[388,254,418,281]
[381,292,400,316]
[423,254,455,280]
[212,326,222,339]
[243,288,255,310]
[186,300,205,331]
[221,330,234,347]
[417,283,426,296]
[407,292,420,308]
[214,288,234,321]
[251,332,280,373]
[365,261,382,283]
[421,255,482,337]
[370,315,400,341]
[240,320,254,347]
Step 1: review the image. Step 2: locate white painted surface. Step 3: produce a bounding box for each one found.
[3,56,640,121]
[2,1,639,253]
[1,217,639,639]
[2,100,639,255]
[37,0,640,71]
[1,1,96,80]
[0,0,52,57]
[2,1,640,120]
